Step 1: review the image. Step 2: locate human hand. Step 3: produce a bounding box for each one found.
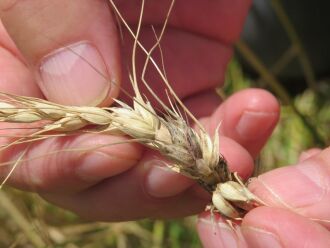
[0,0,280,221]
[198,148,330,247]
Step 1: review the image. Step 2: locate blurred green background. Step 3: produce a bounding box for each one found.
[1,0,329,247]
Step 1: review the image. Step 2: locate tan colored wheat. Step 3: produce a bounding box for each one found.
[0,0,264,220]
[0,89,263,219]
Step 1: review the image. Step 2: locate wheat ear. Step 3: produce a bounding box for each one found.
[0,86,264,219]
[0,0,264,220]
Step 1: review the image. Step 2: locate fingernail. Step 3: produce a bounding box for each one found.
[242,226,283,248]
[145,162,194,198]
[198,216,239,248]
[39,41,110,106]
[236,111,277,140]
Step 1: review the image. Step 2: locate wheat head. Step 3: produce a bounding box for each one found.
[0,0,265,221]
[0,91,264,219]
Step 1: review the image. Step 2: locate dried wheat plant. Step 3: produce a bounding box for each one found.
[0,0,264,220]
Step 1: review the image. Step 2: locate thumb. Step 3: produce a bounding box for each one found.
[248,147,330,228]
[0,0,121,106]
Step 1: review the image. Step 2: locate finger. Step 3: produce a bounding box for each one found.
[115,0,251,44]
[183,90,222,118]
[249,147,330,229]
[0,134,143,193]
[38,135,254,221]
[242,207,330,248]
[41,150,208,221]
[298,148,322,162]
[197,207,330,248]
[42,181,208,222]
[0,0,121,106]
[119,27,232,108]
[0,20,42,96]
[197,212,248,248]
[0,19,18,56]
[208,89,280,158]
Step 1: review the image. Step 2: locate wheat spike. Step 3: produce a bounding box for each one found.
[0,89,264,219]
[0,0,265,220]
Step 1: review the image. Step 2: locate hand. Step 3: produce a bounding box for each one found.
[0,0,280,221]
[198,148,330,247]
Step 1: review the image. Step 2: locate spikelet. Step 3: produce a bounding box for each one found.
[0,93,112,133]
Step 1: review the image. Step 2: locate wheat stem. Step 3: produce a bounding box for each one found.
[0,191,46,247]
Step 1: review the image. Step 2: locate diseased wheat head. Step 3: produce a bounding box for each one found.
[0,0,265,220]
[0,86,264,219]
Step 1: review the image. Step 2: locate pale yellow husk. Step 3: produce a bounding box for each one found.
[0,92,263,219]
[0,0,264,221]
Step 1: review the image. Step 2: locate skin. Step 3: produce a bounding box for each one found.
[1,0,328,246]
[197,148,330,248]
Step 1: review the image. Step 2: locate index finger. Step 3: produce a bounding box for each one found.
[0,0,121,106]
